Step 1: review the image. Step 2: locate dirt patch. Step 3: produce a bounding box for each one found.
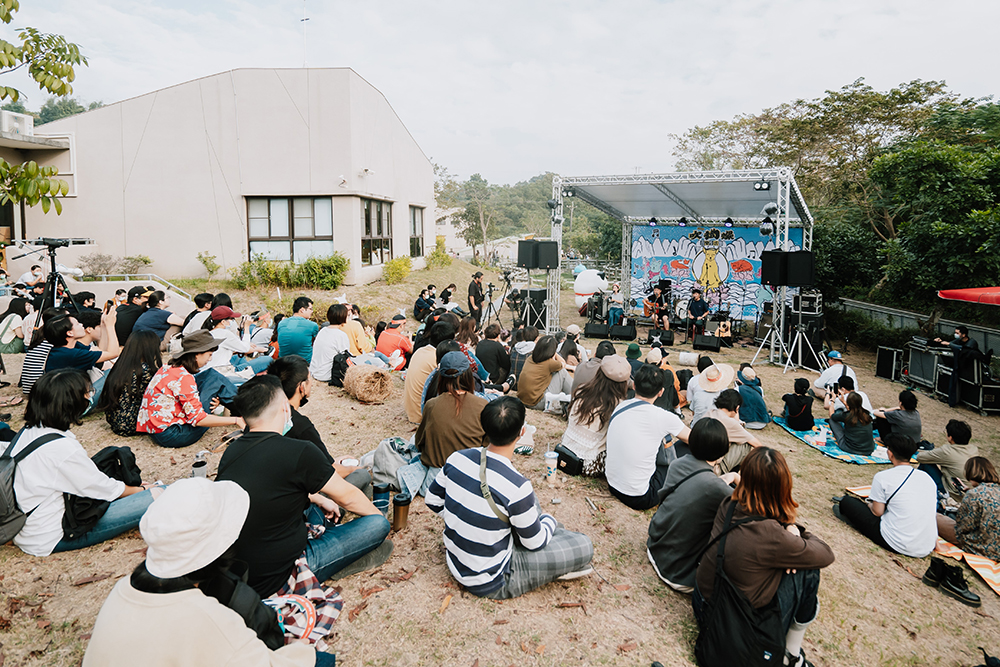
[1,266,998,666]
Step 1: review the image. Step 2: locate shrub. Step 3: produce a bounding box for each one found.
[295,254,350,290]
[229,252,350,291]
[196,251,221,279]
[425,237,452,269]
[382,256,412,285]
[119,255,153,275]
[79,252,118,277]
[825,306,922,351]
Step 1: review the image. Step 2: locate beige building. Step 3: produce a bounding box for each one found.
[13,68,434,284]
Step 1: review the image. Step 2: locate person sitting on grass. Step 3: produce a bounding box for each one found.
[508,325,539,388]
[689,362,735,426]
[695,447,835,667]
[705,388,763,474]
[10,369,163,557]
[571,340,615,395]
[646,347,681,413]
[782,378,815,432]
[936,456,1000,561]
[203,306,272,381]
[559,355,631,477]
[276,296,320,363]
[475,323,511,387]
[825,391,876,456]
[811,350,857,399]
[217,375,392,597]
[834,434,937,557]
[605,364,691,511]
[872,389,922,444]
[98,331,163,437]
[43,309,121,412]
[426,396,594,599]
[374,314,413,370]
[181,292,214,334]
[0,297,31,354]
[736,364,769,429]
[267,354,372,496]
[915,419,977,505]
[20,307,68,396]
[405,321,455,424]
[416,351,488,474]
[132,290,186,348]
[517,335,571,412]
[82,478,329,667]
[309,303,351,383]
[137,331,245,448]
[647,417,739,594]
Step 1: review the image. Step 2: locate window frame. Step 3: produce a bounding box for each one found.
[247,197,334,263]
[361,197,393,266]
[409,205,425,258]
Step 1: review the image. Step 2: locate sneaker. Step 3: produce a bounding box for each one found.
[556,567,593,581]
[327,539,395,581]
[785,649,815,667]
[831,503,848,524]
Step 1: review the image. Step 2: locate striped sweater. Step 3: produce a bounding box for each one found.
[426,448,556,595]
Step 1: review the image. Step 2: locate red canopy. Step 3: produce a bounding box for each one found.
[938,287,1000,305]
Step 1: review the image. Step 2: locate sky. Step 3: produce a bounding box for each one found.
[5,0,999,184]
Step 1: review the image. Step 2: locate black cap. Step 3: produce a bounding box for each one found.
[473,271,483,278]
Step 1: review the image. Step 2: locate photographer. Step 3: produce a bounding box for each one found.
[468,272,485,324]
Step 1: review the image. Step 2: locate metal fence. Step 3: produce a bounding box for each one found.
[838,298,1000,354]
[561,259,622,282]
[86,273,193,301]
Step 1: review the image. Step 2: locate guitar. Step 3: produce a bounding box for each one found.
[716,320,732,338]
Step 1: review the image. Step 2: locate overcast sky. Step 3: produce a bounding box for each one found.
[7,0,998,184]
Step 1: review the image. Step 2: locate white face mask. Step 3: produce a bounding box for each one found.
[954,332,961,339]
[282,406,293,436]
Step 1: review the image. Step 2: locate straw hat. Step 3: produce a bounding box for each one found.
[701,363,735,392]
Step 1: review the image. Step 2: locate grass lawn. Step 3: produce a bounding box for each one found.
[1,259,997,666]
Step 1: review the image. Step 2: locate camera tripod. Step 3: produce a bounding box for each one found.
[482,274,515,329]
[12,239,81,347]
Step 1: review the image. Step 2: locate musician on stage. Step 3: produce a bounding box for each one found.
[644,284,671,330]
[685,288,709,336]
[608,283,625,327]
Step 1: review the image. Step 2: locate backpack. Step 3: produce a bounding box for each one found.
[328,351,353,387]
[0,430,64,544]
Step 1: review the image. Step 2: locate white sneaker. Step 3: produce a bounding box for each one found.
[556,567,594,581]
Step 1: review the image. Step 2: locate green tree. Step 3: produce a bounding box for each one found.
[456,173,507,259]
[37,96,85,124]
[1,99,29,114]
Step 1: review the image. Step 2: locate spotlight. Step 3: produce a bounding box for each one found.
[649,217,657,226]
[547,199,558,209]
[761,202,779,216]
[759,217,774,236]
[562,188,575,197]
[553,216,564,225]
[678,217,687,227]
[754,181,770,191]
[724,217,733,228]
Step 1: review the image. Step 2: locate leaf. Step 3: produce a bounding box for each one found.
[0,615,10,630]
[493,619,508,625]
[618,640,638,653]
[36,619,50,630]
[359,585,385,599]
[72,573,112,586]
[613,584,631,591]
[347,599,369,623]
[439,594,452,615]
[535,644,545,655]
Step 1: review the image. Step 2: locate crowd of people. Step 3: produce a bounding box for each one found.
[1,275,997,666]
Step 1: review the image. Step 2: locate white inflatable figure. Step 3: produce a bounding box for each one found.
[574,269,609,308]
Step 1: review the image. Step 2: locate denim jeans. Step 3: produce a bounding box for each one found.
[194,367,238,407]
[315,651,336,667]
[303,505,391,583]
[608,307,624,327]
[53,487,158,552]
[231,354,273,374]
[150,423,209,448]
[84,371,107,416]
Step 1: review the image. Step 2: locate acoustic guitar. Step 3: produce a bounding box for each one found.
[716,320,732,339]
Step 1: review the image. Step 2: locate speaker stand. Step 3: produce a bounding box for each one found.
[751,324,791,367]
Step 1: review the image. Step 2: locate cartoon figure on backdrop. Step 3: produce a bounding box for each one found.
[573,269,609,309]
[647,258,663,284]
[669,259,690,280]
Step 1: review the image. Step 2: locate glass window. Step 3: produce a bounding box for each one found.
[361,197,393,266]
[409,206,424,257]
[247,197,334,263]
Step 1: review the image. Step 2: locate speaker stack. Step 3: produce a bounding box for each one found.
[584,323,609,339]
[516,239,559,269]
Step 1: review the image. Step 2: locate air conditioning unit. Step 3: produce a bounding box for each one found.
[1,111,34,136]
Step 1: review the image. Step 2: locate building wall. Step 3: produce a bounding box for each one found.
[23,68,434,284]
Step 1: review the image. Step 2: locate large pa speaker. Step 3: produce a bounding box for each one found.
[786,251,815,287]
[647,329,674,346]
[584,323,609,339]
[610,324,637,341]
[876,347,903,382]
[536,241,559,269]
[517,240,537,269]
[693,334,722,353]
[760,250,787,286]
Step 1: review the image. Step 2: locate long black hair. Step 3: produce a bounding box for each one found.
[98,330,163,412]
[24,368,91,431]
[1,297,30,321]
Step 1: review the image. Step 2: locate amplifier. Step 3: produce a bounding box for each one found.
[792,291,823,315]
[935,364,952,399]
[906,345,938,388]
[647,329,673,346]
[876,347,903,382]
[610,324,638,341]
[693,334,721,353]
[584,323,609,339]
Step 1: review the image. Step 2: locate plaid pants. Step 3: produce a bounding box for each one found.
[484,527,594,600]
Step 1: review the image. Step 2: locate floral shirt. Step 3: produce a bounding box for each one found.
[955,482,1000,561]
[136,365,207,434]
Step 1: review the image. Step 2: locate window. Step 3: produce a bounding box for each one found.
[362,198,393,266]
[409,206,424,257]
[248,197,334,262]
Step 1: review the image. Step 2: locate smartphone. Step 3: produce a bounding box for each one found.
[104,300,114,314]
[831,382,840,394]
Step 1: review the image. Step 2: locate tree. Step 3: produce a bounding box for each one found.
[432,161,463,220]
[1,99,28,114]
[0,0,86,215]
[456,174,507,259]
[37,96,85,124]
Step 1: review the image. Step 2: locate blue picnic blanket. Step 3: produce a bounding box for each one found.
[772,416,889,465]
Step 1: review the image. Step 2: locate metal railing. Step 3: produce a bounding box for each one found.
[838,298,1000,353]
[84,274,193,301]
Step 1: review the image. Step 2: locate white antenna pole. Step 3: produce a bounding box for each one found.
[301,0,310,67]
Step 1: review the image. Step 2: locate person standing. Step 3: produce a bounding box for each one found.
[933,326,980,407]
[468,272,485,324]
[277,297,320,363]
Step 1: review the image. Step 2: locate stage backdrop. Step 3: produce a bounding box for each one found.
[629,225,803,320]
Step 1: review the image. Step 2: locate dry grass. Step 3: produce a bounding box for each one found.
[1,261,998,666]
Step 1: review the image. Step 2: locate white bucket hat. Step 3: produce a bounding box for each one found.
[140,478,250,579]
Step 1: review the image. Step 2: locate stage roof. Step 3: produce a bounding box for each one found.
[558,167,813,225]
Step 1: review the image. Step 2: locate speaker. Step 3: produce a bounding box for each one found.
[876,347,903,381]
[760,250,787,286]
[755,313,774,342]
[935,364,952,398]
[517,240,537,269]
[584,323,609,339]
[535,241,559,269]
[647,329,674,346]
[693,334,721,352]
[786,251,815,287]
[610,324,637,341]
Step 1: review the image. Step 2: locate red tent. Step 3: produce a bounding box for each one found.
[938,287,1000,306]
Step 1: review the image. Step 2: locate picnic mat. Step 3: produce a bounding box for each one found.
[842,486,1000,597]
[772,416,889,465]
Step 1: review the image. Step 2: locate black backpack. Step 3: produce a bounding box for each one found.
[328,351,353,387]
[0,429,63,544]
[694,502,785,667]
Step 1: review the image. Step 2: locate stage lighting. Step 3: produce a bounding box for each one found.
[759,216,774,236]
[678,217,688,227]
[754,181,770,191]
[761,202,779,216]
[547,199,558,209]
[562,188,575,197]
[649,217,657,226]
[724,217,733,228]
[553,216,564,225]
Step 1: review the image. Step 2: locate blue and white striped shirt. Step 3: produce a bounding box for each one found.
[425,448,556,595]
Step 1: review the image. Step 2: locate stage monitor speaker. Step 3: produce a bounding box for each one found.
[760,250,787,286]
[693,334,721,353]
[535,241,559,269]
[876,347,903,381]
[755,313,774,342]
[786,251,815,287]
[647,329,673,346]
[584,323,609,339]
[516,240,537,269]
[935,364,952,398]
[610,324,637,341]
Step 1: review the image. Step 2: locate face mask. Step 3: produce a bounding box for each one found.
[954,333,961,339]
[281,407,293,436]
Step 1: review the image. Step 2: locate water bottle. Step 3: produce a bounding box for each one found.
[191,451,208,478]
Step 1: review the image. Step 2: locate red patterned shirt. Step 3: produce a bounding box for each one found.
[136,365,207,434]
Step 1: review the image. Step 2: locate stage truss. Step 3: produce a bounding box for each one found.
[550,168,814,364]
